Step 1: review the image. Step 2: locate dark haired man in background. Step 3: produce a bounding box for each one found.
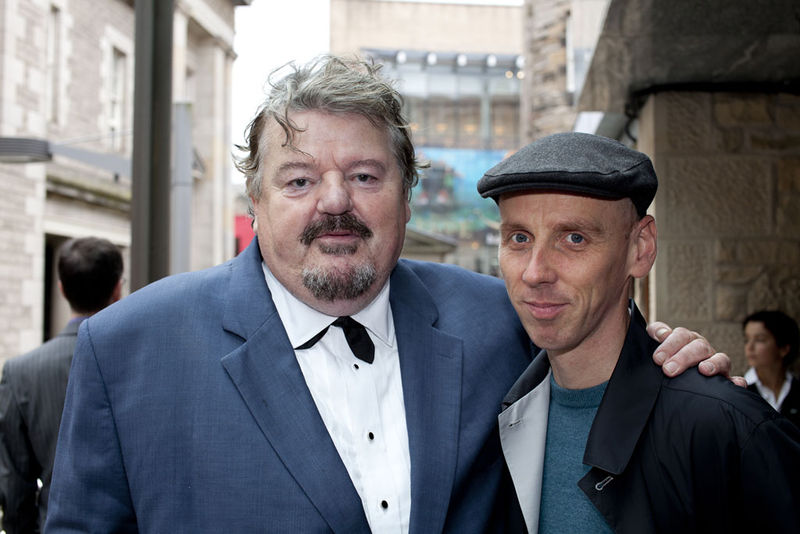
[0,236,123,533]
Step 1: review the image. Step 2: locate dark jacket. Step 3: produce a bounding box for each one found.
[748,376,800,428]
[500,303,800,534]
[0,320,82,534]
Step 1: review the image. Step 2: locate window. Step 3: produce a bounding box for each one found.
[109,47,127,151]
[45,5,62,124]
[566,1,611,98]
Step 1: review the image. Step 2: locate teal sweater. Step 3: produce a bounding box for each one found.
[538,374,613,533]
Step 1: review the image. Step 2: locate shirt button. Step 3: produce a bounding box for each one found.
[368,431,375,441]
[353,363,359,370]
[381,500,389,509]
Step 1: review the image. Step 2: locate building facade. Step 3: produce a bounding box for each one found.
[0,0,243,362]
[330,0,524,274]
[520,0,608,141]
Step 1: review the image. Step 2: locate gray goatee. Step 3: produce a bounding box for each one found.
[302,264,377,301]
[300,213,377,301]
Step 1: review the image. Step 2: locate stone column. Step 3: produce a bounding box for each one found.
[192,40,232,269]
[0,0,47,361]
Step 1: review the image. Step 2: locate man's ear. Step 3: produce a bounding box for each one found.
[249,195,259,232]
[629,215,657,278]
[110,278,123,304]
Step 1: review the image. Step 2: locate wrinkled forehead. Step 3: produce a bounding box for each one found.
[497,191,640,242]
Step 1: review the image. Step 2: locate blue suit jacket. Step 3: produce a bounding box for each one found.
[46,239,532,533]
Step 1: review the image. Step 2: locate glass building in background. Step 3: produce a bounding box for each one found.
[364,48,523,275]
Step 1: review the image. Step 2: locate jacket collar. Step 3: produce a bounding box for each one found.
[502,346,551,409]
[582,302,662,474]
[60,317,87,337]
[221,237,276,341]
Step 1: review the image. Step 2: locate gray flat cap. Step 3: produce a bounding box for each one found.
[477,132,657,216]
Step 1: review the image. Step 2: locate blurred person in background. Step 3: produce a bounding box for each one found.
[0,236,123,533]
[744,310,800,427]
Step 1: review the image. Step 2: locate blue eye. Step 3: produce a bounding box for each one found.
[511,233,528,244]
[567,233,584,244]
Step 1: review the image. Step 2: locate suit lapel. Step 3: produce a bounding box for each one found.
[390,262,464,534]
[220,240,370,533]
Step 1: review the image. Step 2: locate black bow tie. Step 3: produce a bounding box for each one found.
[295,316,375,364]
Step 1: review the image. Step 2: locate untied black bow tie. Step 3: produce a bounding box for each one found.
[295,316,375,364]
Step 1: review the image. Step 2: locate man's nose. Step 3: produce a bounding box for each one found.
[317,174,353,215]
[521,244,557,286]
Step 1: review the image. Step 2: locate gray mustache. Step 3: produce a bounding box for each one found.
[300,214,373,245]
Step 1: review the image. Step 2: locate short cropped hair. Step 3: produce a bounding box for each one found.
[57,237,123,314]
[235,55,425,210]
[743,310,800,368]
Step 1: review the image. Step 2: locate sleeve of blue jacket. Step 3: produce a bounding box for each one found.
[45,321,138,533]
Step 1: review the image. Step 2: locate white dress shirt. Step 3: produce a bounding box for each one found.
[262,262,411,533]
[744,367,792,411]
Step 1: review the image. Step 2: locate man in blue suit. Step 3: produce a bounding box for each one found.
[46,56,730,533]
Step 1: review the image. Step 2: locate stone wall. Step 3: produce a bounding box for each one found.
[0,0,49,361]
[330,0,523,56]
[639,91,800,374]
[522,0,574,142]
[0,163,45,361]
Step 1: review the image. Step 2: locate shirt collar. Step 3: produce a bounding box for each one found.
[745,366,793,386]
[744,367,759,385]
[68,316,89,327]
[744,366,793,409]
[261,261,395,349]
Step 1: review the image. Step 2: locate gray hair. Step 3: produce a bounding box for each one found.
[235,55,425,210]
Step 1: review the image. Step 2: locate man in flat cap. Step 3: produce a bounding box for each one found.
[478,132,800,533]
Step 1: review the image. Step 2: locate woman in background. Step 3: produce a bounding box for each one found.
[743,310,800,428]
